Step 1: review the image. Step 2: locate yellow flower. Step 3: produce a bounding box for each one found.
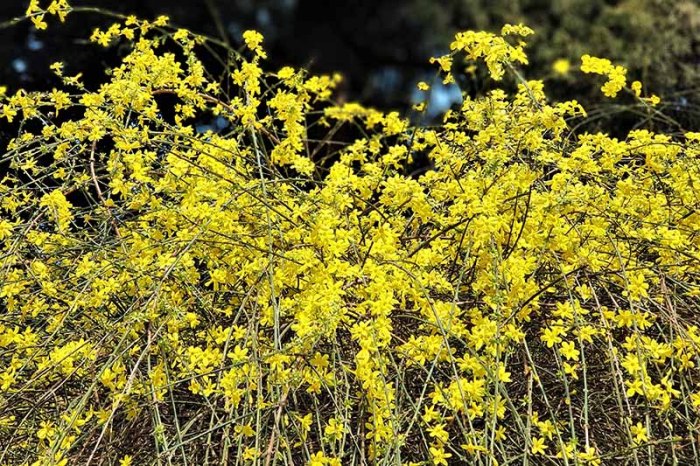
[298,413,313,440]
[153,15,169,26]
[31,15,49,30]
[242,30,267,58]
[627,272,649,301]
[626,379,645,397]
[531,436,547,455]
[541,326,564,348]
[324,417,345,442]
[580,54,627,97]
[630,422,648,445]
[560,341,580,361]
[428,423,449,444]
[36,421,55,440]
[308,451,327,466]
[235,424,255,437]
[0,220,13,240]
[461,442,488,454]
[429,445,452,465]
[643,95,661,106]
[563,362,579,380]
[631,80,642,97]
[690,392,700,408]
[553,58,571,76]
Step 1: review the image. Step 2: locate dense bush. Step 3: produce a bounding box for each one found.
[1,2,699,465]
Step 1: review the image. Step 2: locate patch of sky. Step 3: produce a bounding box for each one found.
[27,32,44,51]
[411,77,462,119]
[12,58,28,74]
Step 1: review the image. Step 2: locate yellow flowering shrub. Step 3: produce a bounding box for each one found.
[1,4,699,465]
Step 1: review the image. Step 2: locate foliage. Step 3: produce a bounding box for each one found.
[1,2,700,465]
[454,0,700,86]
[422,0,700,111]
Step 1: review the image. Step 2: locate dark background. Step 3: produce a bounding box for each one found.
[1,0,699,130]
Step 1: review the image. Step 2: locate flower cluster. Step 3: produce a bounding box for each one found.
[0,6,699,466]
[580,54,627,97]
[433,23,534,83]
[25,0,70,30]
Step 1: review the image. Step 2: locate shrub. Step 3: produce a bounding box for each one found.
[1,3,699,465]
